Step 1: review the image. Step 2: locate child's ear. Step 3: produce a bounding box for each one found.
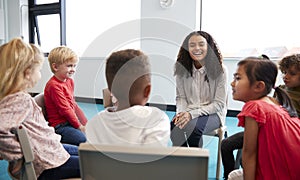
[51,63,58,72]
[24,68,31,80]
[143,84,151,98]
[254,81,266,93]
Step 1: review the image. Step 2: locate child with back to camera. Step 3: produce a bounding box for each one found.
[86,49,170,146]
[0,38,80,179]
[228,57,300,180]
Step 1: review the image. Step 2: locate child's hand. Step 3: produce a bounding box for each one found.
[79,125,86,133]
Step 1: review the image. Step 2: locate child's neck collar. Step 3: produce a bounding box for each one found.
[54,75,67,82]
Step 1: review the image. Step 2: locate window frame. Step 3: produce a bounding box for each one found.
[28,0,66,47]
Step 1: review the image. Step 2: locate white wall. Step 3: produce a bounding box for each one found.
[140,0,197,105]
[0,0,28,44]
[224,59,244,111]
[0,0,5,43]
[31,57,108,100]
[31,57,245,111]
[6,0,21,39]
[5,0,249,111]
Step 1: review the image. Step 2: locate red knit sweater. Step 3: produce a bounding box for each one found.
[44,76,87,129]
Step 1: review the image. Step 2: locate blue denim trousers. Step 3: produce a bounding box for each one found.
[55,124,86,146]
[38,144,80,179]
[171,113,220,147]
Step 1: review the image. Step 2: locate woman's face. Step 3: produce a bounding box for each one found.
[188,34,208,62]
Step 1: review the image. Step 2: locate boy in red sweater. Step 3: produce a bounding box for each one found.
[44,46,87,146]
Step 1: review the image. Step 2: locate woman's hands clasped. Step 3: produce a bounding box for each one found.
[172,112,192,129]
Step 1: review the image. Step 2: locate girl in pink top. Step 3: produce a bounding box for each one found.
[230,57,300,180]
[0,38,80,179]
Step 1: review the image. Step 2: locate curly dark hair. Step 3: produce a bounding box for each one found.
[174,31,223,79]
[279,54,300,73]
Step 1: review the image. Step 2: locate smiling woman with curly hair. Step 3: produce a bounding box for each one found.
[171,31,228,148]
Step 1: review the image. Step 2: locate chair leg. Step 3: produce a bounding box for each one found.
[216,129,225,179]
[234,149,242,169]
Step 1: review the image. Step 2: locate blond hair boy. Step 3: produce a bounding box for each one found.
[44,46,87,146]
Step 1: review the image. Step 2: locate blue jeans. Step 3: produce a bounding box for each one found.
[55,124,86,146]
[171,113,220,147]
[38,144,80,179]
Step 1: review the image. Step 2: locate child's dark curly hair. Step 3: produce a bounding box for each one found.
[279,54,300,72]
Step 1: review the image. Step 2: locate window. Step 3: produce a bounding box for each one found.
[28,0,140,56]
[66,0,141,57]
[35,0,59,4]
[35,14,61,52]
[28,0,65,53]
[201,0,300,58]
[28,0,300,58]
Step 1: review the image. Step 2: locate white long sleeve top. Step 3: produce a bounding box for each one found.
[175,64,228,126]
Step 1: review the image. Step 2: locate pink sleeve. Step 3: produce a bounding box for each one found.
[237,101,266,128]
